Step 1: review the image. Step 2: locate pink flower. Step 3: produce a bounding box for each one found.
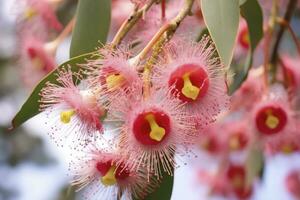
[39,67,106,146]
[152,36,229,124]
[198,170,231,197]
[16,0,62,33]
[85,46,142,108]
[107,87,197,177]
[226,164,253,199]
[285,170,300,198]
[222,120,252,152]
[231,69,264,111]
[252,85,297,150]
[280,55,300,94]
[198,123,224,154]
[70,144,159,200]
[198,164,253,199]
[264,119,300,154]
[237,19,250,51]
[19,36,56,88]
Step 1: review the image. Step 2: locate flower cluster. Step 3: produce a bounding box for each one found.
[14,0,69,88]
[39,33,229,197]
[13,0,300,199]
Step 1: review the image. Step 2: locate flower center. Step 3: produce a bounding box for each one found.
[96,161,130,187]
[239,27,250,49]
[105,73,125,90]
[228,132,248,151]
[145,114,166,142]
[227,165,246,189]
[133,110,170,145]
[232,174,244,189]
[182,72,200,100]
[201,136,218,153]
[24,7,37,20]
[60,109,75,124]
[255,106,287,135]
[168,64,209,102]
[101,165,117,186]
[27,48,45,71]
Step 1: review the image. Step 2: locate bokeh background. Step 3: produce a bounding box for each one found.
[1,0,300,199]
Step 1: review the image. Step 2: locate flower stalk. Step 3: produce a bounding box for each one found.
[111,0,159,48]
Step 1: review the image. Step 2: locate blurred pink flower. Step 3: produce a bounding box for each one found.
[40,67,105,146]
[19,36,56,87]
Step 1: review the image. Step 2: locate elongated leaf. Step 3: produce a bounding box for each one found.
[143,173,174,200]
[11,52,97,129]
[70,0,111,57]
[239,0,248,6]
[228,0,263,94]
[245,143,264,187]
[200,0,240,68]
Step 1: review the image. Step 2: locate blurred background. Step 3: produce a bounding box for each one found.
[1,0,300,200]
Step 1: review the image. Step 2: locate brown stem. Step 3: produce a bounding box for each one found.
[141,0,195,98]
[276,17,300,55]
[110,0,158,48]
[263,0,279,89]
[269,0,297,82]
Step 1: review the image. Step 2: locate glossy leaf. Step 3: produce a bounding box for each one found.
[11,52,97,129]
[239,0,248,6]
[245,143,264,187]
[143,173,174,200]
[201,0,240,68]
[70,0,111,57]
[228,0,263,94]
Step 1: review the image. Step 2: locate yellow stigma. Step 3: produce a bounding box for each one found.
[60,109,75,124]
[229,135,240,150]
[242,33,250,45]
[145,114,166,142]
[106,74,125,90]
[182,72,200,100]
[101,165,117,186]
[232,175,243,189]
[24,8,37,20]
[32,57,44,70]
[281,144,293,154]
[265,112,279,129]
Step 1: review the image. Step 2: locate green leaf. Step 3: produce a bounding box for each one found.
[70,0,111,58]
[11,52,97,129]
[245,143,264,187]
[200,0,240,68]
[239,0,248,6]
[143,173,174,200]
[228,0,263,95]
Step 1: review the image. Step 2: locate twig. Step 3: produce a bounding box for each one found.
[269,0,297,82]
[276,17,300,55]
[110,0,158,48]
[140,0,195,98]
[263,0,279,88]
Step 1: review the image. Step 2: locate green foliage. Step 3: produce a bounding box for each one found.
[11,52,97,129]
[245,142,264,187]
[142,173,174,200]
[201,0,240,68]
[70,0,111,57]
[228,0,264,94]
